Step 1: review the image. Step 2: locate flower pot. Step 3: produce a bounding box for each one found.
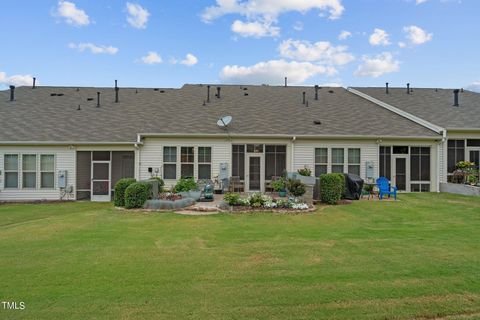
[278,190,287,197]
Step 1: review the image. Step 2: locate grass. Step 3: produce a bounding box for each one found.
[0,193,480,319]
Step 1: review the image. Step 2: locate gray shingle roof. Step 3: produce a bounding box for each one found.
[0,84,439,143]
[355,87,480,129]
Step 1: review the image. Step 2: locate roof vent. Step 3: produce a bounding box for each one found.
[302,92,306,104]
[115,80,119,103]
[315,85,319,100]
[50,93,57,96]
[77,105,81,111]
[32,77,36,89]
[313,120,321,125]
[285,77,288,87]
[244,93,249,96]
[154,88,159,91]
[96,92,101,107]
[207,85,210,103]
[243,87,248,91]
[9,85,15,101]
[87,98,94,101]
[57,93,64,97]
[216,86,221,98]
[135,89,138,94]
[385,82,389,94]
[453,89,460,107]
[160,90,165,93]
[328,90,334,93]
[407,83,410,94]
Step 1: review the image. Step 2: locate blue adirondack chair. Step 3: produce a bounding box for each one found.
[376,177,397,200]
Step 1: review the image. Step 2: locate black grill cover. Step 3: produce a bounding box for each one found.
[343,173,364,200]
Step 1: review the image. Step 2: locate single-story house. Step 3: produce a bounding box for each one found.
[0,81,477,201]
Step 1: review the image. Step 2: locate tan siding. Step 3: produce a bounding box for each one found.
[0,146,76,201]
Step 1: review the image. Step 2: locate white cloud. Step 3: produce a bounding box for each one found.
[466,81,480,93]
[398,41,407,48]
[338,30,352,40]
[403,25,433,45]
[55,1,90,26]
[220,59,336,85]
[416,0,428,4]
[278,39,355,66]
[68,43,118,55]
[293,21,304,31]
[180,53,199,66]
[369,28,391,46]
[354,52,400,78]
[231,20,280,38]
[201,0,345,22]
[140,51,162,64]
[126,2,150,29]
[0,71,35,87]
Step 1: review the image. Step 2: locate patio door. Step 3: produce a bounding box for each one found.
[91,161,111,202]
[246,155,264,192]
[393,156,408,191]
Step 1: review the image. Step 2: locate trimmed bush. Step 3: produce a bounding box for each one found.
[287,179,307,197]
[223,193,240,206]
[320,173,345,205]
[125,182,152,209]
[149,177,165,193]
[173,177,198,193]
[114,178,136,207]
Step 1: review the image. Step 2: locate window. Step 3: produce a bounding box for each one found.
[379,146,391,180]
[4,154,19,188]
[232,145,245,180]
[411,184,430,192]
[331,148,344,173]
[163,147,177,179]
[348,148,361,176]
[246,144,263,153]
[180,147,194,178]
[447,140,465,173]
[314,148,328,177]
[393,146,409,154]
[410,147,430,182]
[41,155,55,188]
[198,147,212,179]
[467,139,480,147]
[22,155,37,188]
[265,145,286,180]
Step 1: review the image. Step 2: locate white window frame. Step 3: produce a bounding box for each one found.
[314,148,328,177]
[4,154,20,189]
[197,147,212,180]
[180,146,195,179]
[40,154,56,189]
[22,154,37,189]
[347,148,361,176]
[331,148,345,173]
[163,146,177,180]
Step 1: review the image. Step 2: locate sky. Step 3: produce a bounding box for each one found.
[0,0,479,91]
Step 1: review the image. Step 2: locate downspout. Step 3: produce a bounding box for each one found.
[437,130,447,193]
[291,137,295,173]
[135,134,142,180]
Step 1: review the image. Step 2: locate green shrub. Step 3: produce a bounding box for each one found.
[271,177,286,192]
[320,173,345,205]
[173,177,198,193]
[297,166,312,177]
[114,178,136,207]
[125,182,152,209]
[223,193,240,206]
[249,192,265,206]
[287,179,306,197]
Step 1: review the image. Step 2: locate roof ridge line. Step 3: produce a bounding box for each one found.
[347,87,445,135]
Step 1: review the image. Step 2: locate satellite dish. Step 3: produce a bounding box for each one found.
[217,115,232,128]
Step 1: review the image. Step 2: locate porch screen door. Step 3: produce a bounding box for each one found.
[394,158,407,191]
[248,156,261,192]
[91,162,111,202]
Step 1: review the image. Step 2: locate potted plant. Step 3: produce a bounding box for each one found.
[287,178,307,199]
[297,166,312,177]
[271,177,287,197]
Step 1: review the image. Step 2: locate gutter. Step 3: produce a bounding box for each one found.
[136,133,442,141]
[347,88,445,134]
[0,141,141,146]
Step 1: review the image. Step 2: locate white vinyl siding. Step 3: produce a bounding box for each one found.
[139,138,231,189]
[0,146,75,201]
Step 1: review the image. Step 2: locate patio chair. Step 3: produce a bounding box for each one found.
[376,177,397,200]
[229,176,244,193]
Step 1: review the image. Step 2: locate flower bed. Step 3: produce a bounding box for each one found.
[222,192,311,212]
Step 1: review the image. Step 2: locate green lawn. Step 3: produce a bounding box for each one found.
[0,194,480,320]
